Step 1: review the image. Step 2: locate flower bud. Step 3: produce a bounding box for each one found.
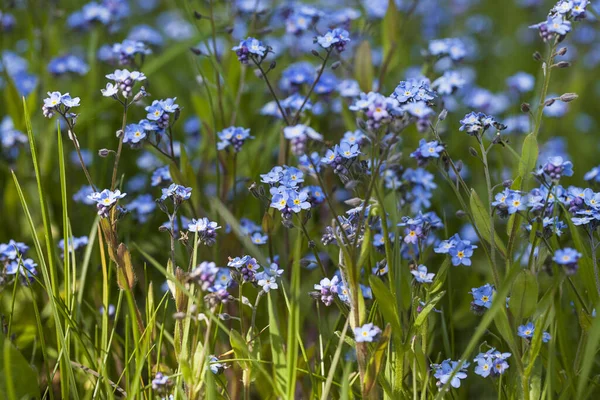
[533,51,542,61]
[455,210,466,218]
[552,61,570,68]
[556,47,567,56]
[193,11,203,19]
[189,47,202,56]
[438,109,448,121]
[559,93,578,102]
[520,102,530,113]
[502,179,513,188]
[544,98,555,107]
[269,61,276,70]
[311,50,320,58]
[469,147,478,157]
[331,61,341,70]
[98,148,111,157]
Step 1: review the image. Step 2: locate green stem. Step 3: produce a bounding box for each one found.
[532,40,557,139]
[478,136,501,288]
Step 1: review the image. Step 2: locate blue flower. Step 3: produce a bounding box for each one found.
[537,156,574,181]
[160,183,192,202]
[473,348,511,377]
[232,37,267,63]
[270,187,289,211]
[88,189,126,208]
[431,359,469,389]
[123,123,147,145]
[338,141,360,159]
[448,240,477,266]
[250,232,268,245]
[411,265,435,283]
[353,323,382,343]
[188,218,221,246]
[286,190,311,213]
[411,139,444,165]
[313,276,339,306]
[217,126,253,152]
[316,28,350,52]
[470,284,495,314]
[517,322,535,339]
[553,247,581,275]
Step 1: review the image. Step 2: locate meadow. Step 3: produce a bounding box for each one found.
[1,0,600,398]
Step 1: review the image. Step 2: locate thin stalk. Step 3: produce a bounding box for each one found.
[477,136,501,288]
[111,102,128,191]
[291,49,332,125]
[532,40,558,139]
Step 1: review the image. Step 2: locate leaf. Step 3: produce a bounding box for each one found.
[229,329,251,370]
[414,292,445,328]
[0,334,41,400]
[267,293,288,395]
[577,303,600,399]
[364,324,392,394]
[430,258,450,294]
[469,189,507,257]
[369,276,402,336]
[354,41,373,92]
[509,270,539,321]
[518,133,538,183]
[285,235,302,400]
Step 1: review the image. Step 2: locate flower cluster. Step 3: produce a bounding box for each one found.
[470,283,495,315]
[410,139,444,166]
[353,323,382,343]
[0,240,37,283]
[232,37,267,64]
[492,188,527,217]
[58,236,89,257]
[530,0,588,41]
[349,92,401,130]
[535,156,574,182]
[262,165,320,224]
[411,265,435,283]
[283,124,322,156]
[431,359,469,389]
[111,39,151,65]
[459,111,506,135]
[473,349,511,378]
[227,255,282,292]
[188,218,221,246]
[0,116,27,159]
[316,28,350,52]
[320,139,361,177]
[88,189,126,218]
[42,91,81,118]
[145,98,179,130]
[159,183,192,203]
[217,126,253,152]
[435,234,478,266]
[312,276,340,306]
[517,322,551,343]
[48,54,89,76]
[102,69,146,98]
[553,247,581,275]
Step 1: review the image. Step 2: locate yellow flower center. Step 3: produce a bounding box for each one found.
[457,251,465,258]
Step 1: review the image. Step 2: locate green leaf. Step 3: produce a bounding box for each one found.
[509,270,539,321]
[518,133,538,183]
[354,41,373,92]
[577,301,600,398]
[0,334,40,400]
[267,293,287,395]
[364,324,392,394]
[430,258,450,294]
[414,291,445,328]
[369,276,402,336]
[229,329,251,370]
[469,189,507,257]
[285,234,302,400]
